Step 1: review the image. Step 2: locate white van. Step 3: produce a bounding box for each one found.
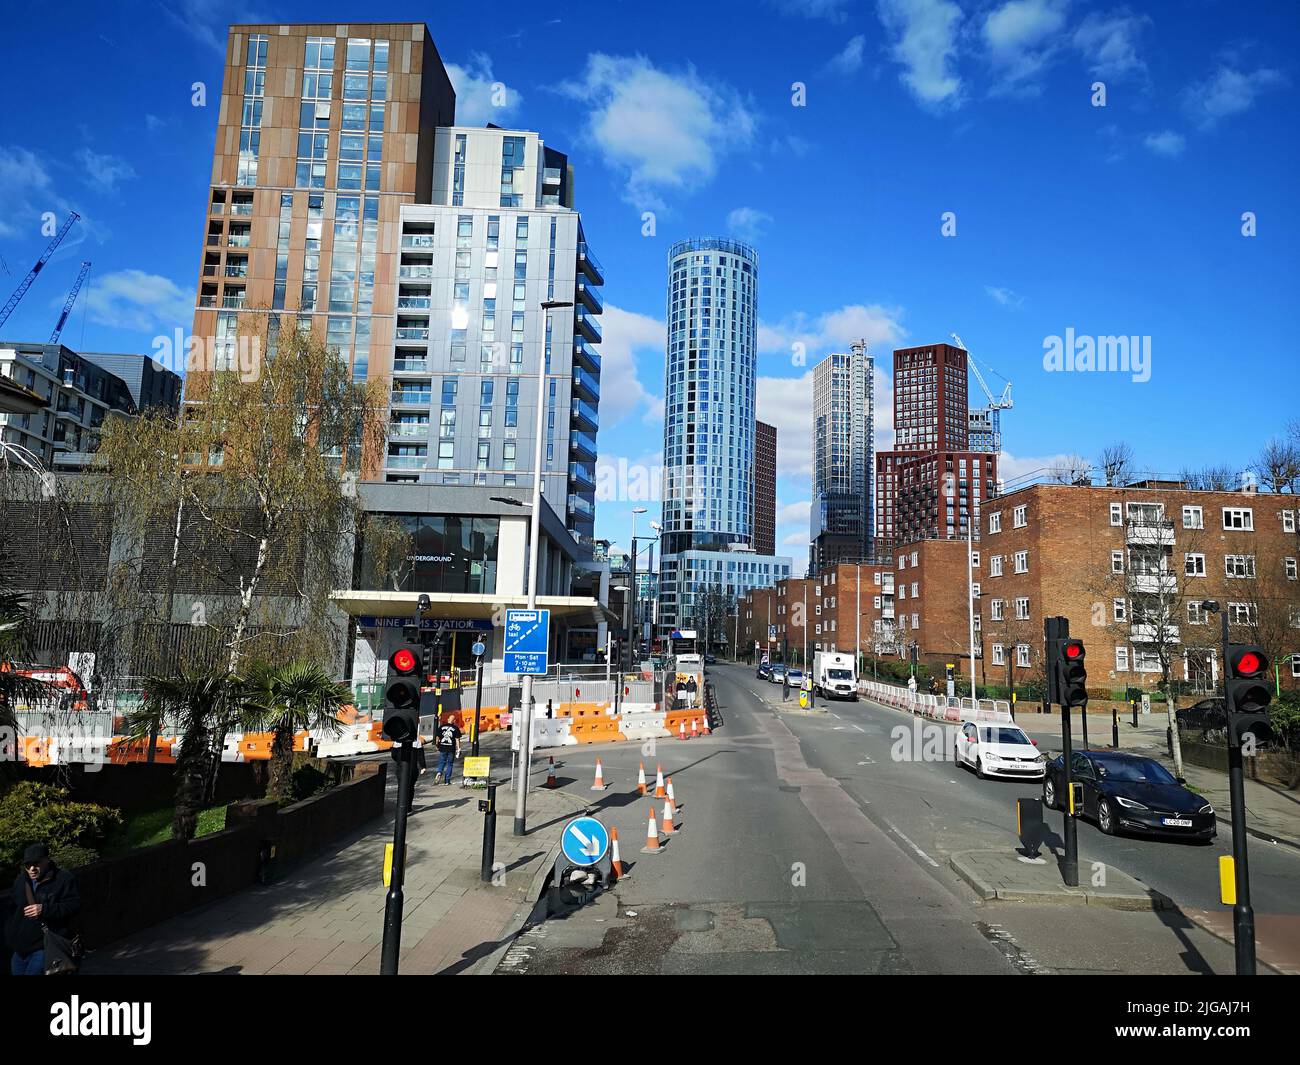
[813,651,857,700]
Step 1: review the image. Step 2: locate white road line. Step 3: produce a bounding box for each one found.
[885,822,940,868]
[850,724,864,732]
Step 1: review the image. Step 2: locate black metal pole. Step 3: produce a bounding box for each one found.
[1060,695,1078,887]
[472,656,484,758]
[381,743,414,974]
[480,782,498,882]
[628,538,638,676]
[1111,706,1119,749]
[1079,699,1089,750]
[1220,610,1255,975]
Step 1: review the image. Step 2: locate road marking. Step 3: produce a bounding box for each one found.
[850,724,864,732]
[884,822,940,868]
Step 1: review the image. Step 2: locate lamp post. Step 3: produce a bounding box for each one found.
[513,298,572,837]
[627,506,647,675]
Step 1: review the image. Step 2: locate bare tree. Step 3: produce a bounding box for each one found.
[1180,465,1241,492]
[1049,455,1092,486]
[1097,442,1136,488]
[1253,438,1300,494]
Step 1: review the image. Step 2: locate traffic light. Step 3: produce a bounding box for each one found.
[1056,638,1088,708]
[1225,644,1272,747]
[382,646,421,743]
[421,641,434,682]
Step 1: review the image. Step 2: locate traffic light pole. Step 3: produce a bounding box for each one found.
[1046,617,1078,887]
[380,741,415,975]
[1220,611,1256,975]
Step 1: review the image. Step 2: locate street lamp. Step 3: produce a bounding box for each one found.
[628,506,647,675]
[513,299,572,837]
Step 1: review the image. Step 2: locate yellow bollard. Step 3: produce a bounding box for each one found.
[1219,856,1236,905]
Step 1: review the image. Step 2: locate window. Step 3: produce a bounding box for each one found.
[991,643,1005,666]
[989,555,1003,577]
[1015,597,1030,620]
[1228,602,1257,625]
[1288,558,1297,581]
[1182,505,1203,529]
[1113,598,1127,622]
[1185,553,1205,577]
[1011,505,1026,528]
[1115,646,1129,671]
[971,583,981,599]
[971,551,980,567]
[1291,608,1300,630]
[911,551,918,566]
[1284,510,1296,533]
[989,511,1002,534]
[1016,644,1030,668]
[1224,555,1256,579]
[1111,550,1124,574]
[1109,503,1123,526]
[1134,649,1161,673]
[1223,507,1254,531]
[874,572,881,585]
[1292,658,1300,679]
[898,585,905,600]
[911,582,918,597]
[1187,601,1206,625]
[911,613,919,629]
[1013,550,1028,573]
[990,598,1004,622]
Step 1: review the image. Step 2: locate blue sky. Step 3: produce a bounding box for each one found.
[2,0,1297,575]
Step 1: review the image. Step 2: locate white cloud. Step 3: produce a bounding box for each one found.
[160,0,227,55]
[1183,64,1286,129]
[985,285,1025,308]
[75,148,136,194]
[982,0,1070,95]
[558,54,756,210]
[760,303,907,359]
[1071,9,1150,81]
[770,0,852,21]
[826,34,867,76]
[777,500,811,526]
[446,53,524,127]
[0,146,59,239]
[758,370,815,480]
[876,0,965,108]
[997,450,1090,485]
[1142,130,1185,157]
[781,530,808,547]
[597,303,664,428]
[726,206,773,242]
[81,269,191,332]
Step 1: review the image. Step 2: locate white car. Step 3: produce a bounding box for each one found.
[954,721,1047,780]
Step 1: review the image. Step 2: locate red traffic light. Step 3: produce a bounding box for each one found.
[391,647,417,674]
[1064,641,1084,659]
[1234,650,1263,675]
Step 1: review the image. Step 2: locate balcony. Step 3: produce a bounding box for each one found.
[577,241,604,285]
[572,367,600,402]
[568,493,594,519]
[390,389,432,406]
[222,292,246,309]
[400,234,435,250]
[573,337,601,374]
[396,296,431,311]
[575,307,601,344]
[385,454,428,469]
[568,462,596,489]
[569,429,597,461]
[391,358,429,374]
[229,200,253,217]
[1132,572,1177,595]
[542,167,562,187]
[1130,622,1178,643]
[577,279,603,314]
[1126,518,1174,546]
[224,264,248,278]
[398,265,435,280]
[571,397,598,431]
[394,327,430,342]
[388,421,430,438]
[227,233,251,249]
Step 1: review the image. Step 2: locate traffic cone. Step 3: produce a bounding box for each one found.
[661,797,677,835]
[545,756,557,788]
[654,764,666,798]
[700,713,711,735]
[640,807,662,854]
[590,758,606,791]
[690,718,699,738]
[667,775,679,808]
[678,720,687,741]
[637,761,647,795]
[610,827,628,879]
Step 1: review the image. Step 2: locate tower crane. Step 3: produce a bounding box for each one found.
[950,332,1012,453]
[50,261,92,345]
[0,211,81,330]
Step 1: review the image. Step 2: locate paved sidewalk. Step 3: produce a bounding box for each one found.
[951,849,1171,910]
[83,744,589,975]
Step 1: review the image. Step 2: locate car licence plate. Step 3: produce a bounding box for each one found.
[1161,817,1192,827]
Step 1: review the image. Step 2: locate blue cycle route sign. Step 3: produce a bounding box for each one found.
[504,608,549,675]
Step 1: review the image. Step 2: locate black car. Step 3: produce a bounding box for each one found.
[1042,750,1216,842]
[704,653,717,665]
[1176,697,1227,733]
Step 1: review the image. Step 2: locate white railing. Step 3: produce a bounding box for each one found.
[857,680,1012,723]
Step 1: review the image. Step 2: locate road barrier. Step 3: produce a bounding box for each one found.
[858,680,1012,724]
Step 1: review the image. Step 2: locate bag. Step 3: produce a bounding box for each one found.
[24,879,82,975]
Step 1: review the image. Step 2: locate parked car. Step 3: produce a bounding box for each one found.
[786,668,805,687]
[704,653,717,665]
[954,721,1046,780]
[769,665,787,685]
[757,662,772,680]
[1176,697,1227,733]
[1042,750,1216,842]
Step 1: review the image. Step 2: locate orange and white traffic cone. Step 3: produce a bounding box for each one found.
[667,775,679,809]
[654,764,666,798]
[590,758,606,791]
[700,713,711,735]
[678,720,687,741]
[661,797,677,835]
[610,826,627,879]
[640,806,662,854]
[637,761,647,795]
[545,757,557,788]
[690,718,699,738]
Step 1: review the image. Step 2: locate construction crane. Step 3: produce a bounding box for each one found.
[950,332,1012,453]
[50,261,92,345]
[0,211,81,331]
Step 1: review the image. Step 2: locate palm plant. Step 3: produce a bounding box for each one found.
[240,661,349,802]
[125,669,240,840]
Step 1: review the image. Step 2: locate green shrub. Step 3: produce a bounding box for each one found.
[49,843,101,869]
[0,782,121,871]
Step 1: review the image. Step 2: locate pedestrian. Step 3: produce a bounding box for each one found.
[545,699,554,720]
[6,844,81,976]
[435,713,462,786]
[782,669,789,702]
[686,675,698,709]
[412,730,428,778]
[675,675,687,710]
[907,673,917,694]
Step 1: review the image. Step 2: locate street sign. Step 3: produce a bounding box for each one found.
[560,815,610,867]
[462,756,490,778]
[504,608,550,675]
[768,625,777,640]
[471,640,485,658]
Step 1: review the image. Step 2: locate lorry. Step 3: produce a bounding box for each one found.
[813,651,857,700]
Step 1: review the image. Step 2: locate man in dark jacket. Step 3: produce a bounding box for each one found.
[7,844,81,975]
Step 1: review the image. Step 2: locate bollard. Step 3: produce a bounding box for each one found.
[1131,699,1138,728]
[1111,706,1119,749]
[479,782,498,883]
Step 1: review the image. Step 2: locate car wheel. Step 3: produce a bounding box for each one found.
[974,756,985,780]
[954,741,961,768]
[1043,777,1058,810]
[1097,797,1116,835]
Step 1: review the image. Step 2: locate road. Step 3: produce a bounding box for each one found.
[498,664,1298,974]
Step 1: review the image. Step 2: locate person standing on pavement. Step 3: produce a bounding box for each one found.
[782,669,789,702]
[435,713,461,786]
[7,844,81,976]
[686,675,698,709]
[907,673,917,694]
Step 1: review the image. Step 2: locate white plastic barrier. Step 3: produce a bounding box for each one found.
[857,681,1012,724]
[617,709,670,741]
[512,716,575,750]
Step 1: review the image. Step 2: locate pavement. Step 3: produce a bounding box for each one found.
[83,735,589,975]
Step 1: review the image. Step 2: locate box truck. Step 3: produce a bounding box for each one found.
[813,651,857,700]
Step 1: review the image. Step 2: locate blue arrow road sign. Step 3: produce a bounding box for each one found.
[504,608,550,675]
[560,816,609,867]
